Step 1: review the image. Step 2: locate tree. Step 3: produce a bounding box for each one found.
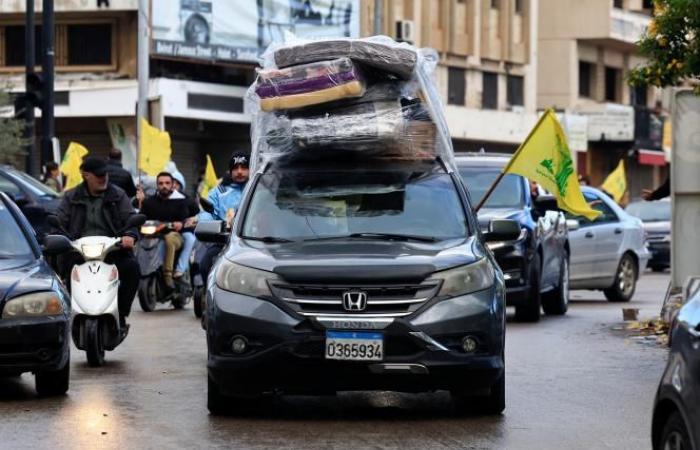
[628,0,700,92]
[0,89,26,165]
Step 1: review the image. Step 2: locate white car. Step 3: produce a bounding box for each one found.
[567,187,650,302]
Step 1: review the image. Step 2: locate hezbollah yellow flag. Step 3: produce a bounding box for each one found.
[601,159,627,203]
[139,118,171,176]
[503,110,601,220]
[200,155,219,198]
[60,142,89,190]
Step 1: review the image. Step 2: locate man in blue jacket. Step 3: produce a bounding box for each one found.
[198,152,250,281]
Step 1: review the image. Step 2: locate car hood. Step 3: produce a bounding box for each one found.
[477,207,524,229]
[0,259,56,307]
[642,221,670,234]
[225,236,482,283]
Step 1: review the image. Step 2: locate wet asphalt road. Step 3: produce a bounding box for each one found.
[0,272,671,449]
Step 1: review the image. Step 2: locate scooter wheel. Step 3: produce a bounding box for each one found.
[138,278,157,312]
[85,318,105,367]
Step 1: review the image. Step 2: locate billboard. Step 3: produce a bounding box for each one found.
[151,0,360,63]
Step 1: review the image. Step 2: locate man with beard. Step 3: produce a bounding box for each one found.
[139,172,199,290]
[54,156,141,327]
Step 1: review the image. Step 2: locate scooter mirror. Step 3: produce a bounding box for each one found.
[199,197,215,214]
[124,214,147,230]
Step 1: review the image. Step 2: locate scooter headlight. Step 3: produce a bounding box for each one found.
[81,243,105,259]
[2,292,64,319]
[140,225,157,235]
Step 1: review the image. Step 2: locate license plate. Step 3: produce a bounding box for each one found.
[325,331,383,361]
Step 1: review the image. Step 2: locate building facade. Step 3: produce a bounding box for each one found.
[538,0,668,199]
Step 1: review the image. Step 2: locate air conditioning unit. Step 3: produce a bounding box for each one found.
[395,20,415,44]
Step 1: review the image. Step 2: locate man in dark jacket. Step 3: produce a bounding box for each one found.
[642,175,670,201]
[55,156,140,326]
[106,148,137,198]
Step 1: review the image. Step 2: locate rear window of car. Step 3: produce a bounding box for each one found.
[458,165,524,209]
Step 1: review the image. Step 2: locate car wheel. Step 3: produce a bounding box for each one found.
[604,253,637,302]
[138,278,157,312]
[207,375,260,416]
[193,286,204,319]
[515,253,541,322]
[35,359,70,397]
[656,411,691,450]
[542,255,569,315]
[85,318,105,367]
[452,371,505,415]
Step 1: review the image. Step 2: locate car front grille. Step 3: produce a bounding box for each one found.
[269,281,441,318]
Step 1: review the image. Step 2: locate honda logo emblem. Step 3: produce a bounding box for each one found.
[342,291,368,311]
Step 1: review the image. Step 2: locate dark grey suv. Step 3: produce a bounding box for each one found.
[197,157,519,415]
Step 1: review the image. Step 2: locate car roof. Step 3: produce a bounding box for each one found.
[454,153,512,168]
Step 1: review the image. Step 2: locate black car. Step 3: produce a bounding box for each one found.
[652,279,700,450]
[197,157,520,415]
[0,165,61,237]
[0,192,73,396]
[626,199,671,272]
[456,154,570,322]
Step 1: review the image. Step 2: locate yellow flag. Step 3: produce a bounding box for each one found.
[200,155,219,198]
[601,159,627,203]
[139,118,171,176]
[503,110,601,220]
[60,142,89,190]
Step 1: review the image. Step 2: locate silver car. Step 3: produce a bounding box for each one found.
[567,187,650,302]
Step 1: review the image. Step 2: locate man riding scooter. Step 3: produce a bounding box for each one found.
[198,152,250,282]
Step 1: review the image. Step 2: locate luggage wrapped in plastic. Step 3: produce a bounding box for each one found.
[248,36,455,169]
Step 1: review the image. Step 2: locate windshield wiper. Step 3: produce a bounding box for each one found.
[305,233,439,243]
[241,235,295,243]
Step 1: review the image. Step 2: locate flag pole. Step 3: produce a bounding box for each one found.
[474,110,554,212]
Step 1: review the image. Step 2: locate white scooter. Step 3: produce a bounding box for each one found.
[49,215,145,366]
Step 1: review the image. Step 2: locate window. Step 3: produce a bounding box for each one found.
[491,0,500,9]
[568,193,618,225]
[0,203,34,259]
[515,0,524,14]
[605,67,620,102]
[67,24,112,66]
[642,0,653,8]
[613,0,623,9]
[0,175,22,197]
[482,72,498,109]
[632,85,647,106]
[447,67,466,106]
[579,61,593,98]
[458,168,524,209]
[507,75,524,106]
[3,25,42,67]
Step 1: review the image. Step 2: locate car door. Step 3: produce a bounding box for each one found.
[583,192,623,279]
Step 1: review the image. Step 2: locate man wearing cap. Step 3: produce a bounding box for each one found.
[198,151,250,281]
[54,156,141,326]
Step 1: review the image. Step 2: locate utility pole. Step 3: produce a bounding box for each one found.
[137,0,149,176]
[40,0,55,169]
[24,0,36,176]
[374,0,383,35]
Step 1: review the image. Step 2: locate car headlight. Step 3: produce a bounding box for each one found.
[429,258,495,297]
[2,292,65,319]
[215,261,278,297]
[81,243,105,259]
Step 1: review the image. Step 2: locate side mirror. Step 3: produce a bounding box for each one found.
[195,220,230,244]
[42,234,73,256]
[46,214,64,231]
[199,197,215,214]
[125,214,147,229]
[484,219,521,242]
[566,219,580,231]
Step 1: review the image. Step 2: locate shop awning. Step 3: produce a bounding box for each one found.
[638,149,667,166]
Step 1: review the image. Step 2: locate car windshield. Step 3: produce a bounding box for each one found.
[458,166,524,208]
[0,202,34,259]
[5,168,59,198]
[626,200,671,222]
[242,167,469,242]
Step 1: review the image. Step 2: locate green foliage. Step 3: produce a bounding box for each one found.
[628,0,700,92]
[0,90,27,165]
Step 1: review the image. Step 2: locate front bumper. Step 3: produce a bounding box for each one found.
[207,285,505,395]
[0,315,70,375]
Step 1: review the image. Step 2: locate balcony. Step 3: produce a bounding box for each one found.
[609,8,651,45]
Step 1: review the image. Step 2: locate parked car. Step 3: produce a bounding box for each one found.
[197,157,518,415]
[0,165,61,237]
[626,198,671,272]
[0,192,73,396]
[565,187,650,302]
[652,278,700,450]
[455,154,570,322]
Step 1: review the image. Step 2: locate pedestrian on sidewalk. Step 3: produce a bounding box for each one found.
[42,161,63,193]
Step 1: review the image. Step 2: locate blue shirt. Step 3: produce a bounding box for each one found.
[198,182,246,222]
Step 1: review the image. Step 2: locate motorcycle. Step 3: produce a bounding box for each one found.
[48,214,146,367]
[136,221,197,312]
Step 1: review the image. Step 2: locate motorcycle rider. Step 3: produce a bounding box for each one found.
[139,172,199,291]
[198,151,250,281]
[171,171,197,280]
[54,156,140,327]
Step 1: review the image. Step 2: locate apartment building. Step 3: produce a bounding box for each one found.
[538,0,667,196]
[360,0,539,152]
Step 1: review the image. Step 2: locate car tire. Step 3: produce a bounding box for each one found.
[604,253,637,303]
[542,255,569,316]
[193,286,204,319]
[650,265,666,273]
[656,411,691,450]
[452,371,505,415]
[138,278,157,312]
[85,318,106,367]
[35,359,70,397]
[515,253,541,322]
[207,375,260,416]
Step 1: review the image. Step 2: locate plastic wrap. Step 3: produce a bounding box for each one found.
[248,36,455,170]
